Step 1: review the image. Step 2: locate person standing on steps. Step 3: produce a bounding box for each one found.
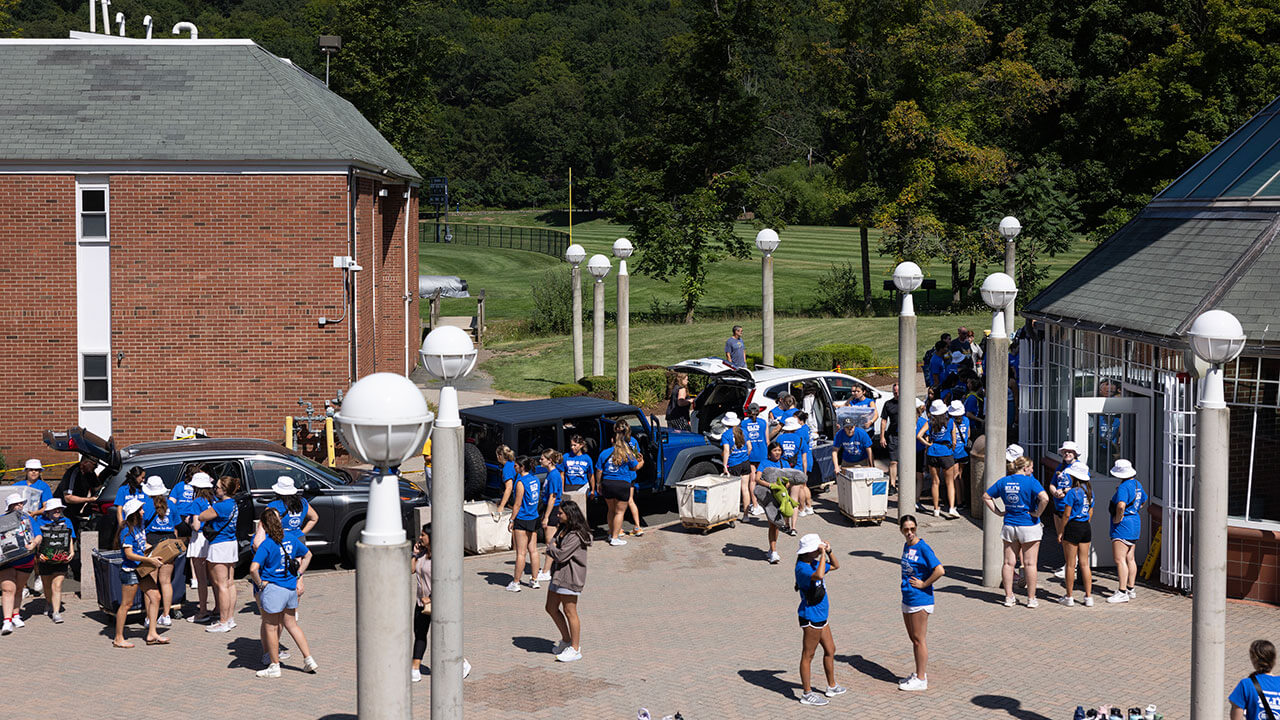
[724,325,747,369]
[545,500,591,663]
[1106,459,1145,604]
[898,514,944,692]
[794,533,844,706]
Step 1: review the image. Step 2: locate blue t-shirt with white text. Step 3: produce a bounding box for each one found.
[1229,674,1280,720]
[721,433,751,467]
[986,474,1045,527]
[1110,478,1145,540]
[560,453,594,488]
[900,539,941,607]
[795,559,830,623]
[743,417,769,463]
[833,427,872,464]
[515,472,540,521]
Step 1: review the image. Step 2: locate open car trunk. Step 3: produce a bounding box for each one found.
[43,427,119,471]
[667,358,752,435]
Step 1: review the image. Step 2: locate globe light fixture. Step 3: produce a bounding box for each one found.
[981,272,1018,338]
[420,325,478,384]
[893,261,924,293]
[1187,309,1246,408]
[565,243,586,266]
[755,228,780,255]
[586,253,611,281]
[999,215,1022,241]
[612,237,633,259]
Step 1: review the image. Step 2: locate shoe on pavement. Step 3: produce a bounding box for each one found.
[1002,596,1017,607]
[51,612,64,624]
[188,613,214,624]
[608,538,627,547]
[256,663,281,679]
[1,620,12,635]
[504,581,522,593]
[825,685,847,697]
[536,571,551,583]
[157,615,172,627]
[261,649,292,665]
[1084,596,1095,607]
[786,528,798,537]
[1127,588,1136,599]
[11,616,25,629]
[1053,566,1067,579]
[462,659,472,679]
[556,647,583,663]
[552,640,570,655]
[946,507,959,519]
[1027,598,1039,609]
[1106,591,1130,604]
[411,667,421,683]
[932,509,942,518]
[303,656,318,673]
[799,691,829,706]
[899,675,928,691]
[1058,596,1074,607]
[768,551,780,565]
[206,622,231,633]
[898,673,917,686]
[529,579,541,590]
[749,505,764,516]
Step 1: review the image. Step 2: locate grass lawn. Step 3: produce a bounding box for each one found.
[420,212,1096,323]
[482,312,990,397]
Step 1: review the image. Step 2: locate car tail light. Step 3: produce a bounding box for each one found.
[743,389,755,412]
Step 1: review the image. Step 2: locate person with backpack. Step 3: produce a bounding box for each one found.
[112,498,166,647]
[1057,462,1094,607]
[198,475,242,632]
[794,533,844,706]
[545,499,591,663]
[505,457,542,592]
[1,493,39,634]
[946,401,971,519]
[535,449,565,585]
[184,472,217,625]
[720,412,756,520]
[249,507,317,677]
[32,498,75,623]
[141,476,179,626]
[1230,639,1279,720]
[254,477,318,548]
[1106,459,1145,604]
[898,514,944,692]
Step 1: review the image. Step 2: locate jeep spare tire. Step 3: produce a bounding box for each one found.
[463,442,487,500]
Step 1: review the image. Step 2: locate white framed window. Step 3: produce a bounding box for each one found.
[77,180,109,241]
[80,352,111,406]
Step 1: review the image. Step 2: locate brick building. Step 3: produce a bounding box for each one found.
[0,36,421,466]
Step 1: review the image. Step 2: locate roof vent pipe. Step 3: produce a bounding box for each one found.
[99,0,110,35]
[143,15,152,39]
[115,12,124,36]
[172,21,197,39]
[88,0,96,33]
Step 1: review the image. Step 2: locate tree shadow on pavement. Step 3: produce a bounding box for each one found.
[738,668,795,701]
[934,584,1006,605]
[837,653,899,685]
[972,694,1054,720]
[226,636,263,669]
[721,543,768,561]
[477,570,512,587]
[848,549,898,565]
[512,635,554,654]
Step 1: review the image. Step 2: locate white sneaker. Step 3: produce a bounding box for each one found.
[261,649,292,665]
[51,612,64,624]
[1106,591,1130,604]
[157,615,172,627]
[608,538,627,546]
[932,509,941,518]
[898,673,918,686]
[256,663,281,679]
[206,622,231,633]
[899,675,928,691]
[303,656,318,673]
[1053,566,1066,579]
[946,507,959,519]
[768,551,780,564]
[227,618,237,629]
[551,640,570,655]
[556,646,582,663]
[10,616,24,629]
[1083,596,1094,607]
[799,691,829,706]
[504,581,521,593]
[529,579,541,590]
[1128,588,1136,599]
[824,684,847,697]
[462,659,472,679]
[1,620,11,635]
[536,571,551,583]
[1027,598,1039,609]
[1058,596,1074,607]
[411,667,422,683]
[1002,596,1016,607]
[749,505,764,516]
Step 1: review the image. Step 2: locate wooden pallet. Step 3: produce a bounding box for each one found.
[681,516,738,534]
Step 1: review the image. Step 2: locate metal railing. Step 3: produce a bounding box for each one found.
[421,221,569,259]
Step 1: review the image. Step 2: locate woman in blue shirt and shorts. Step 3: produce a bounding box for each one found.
[794,533,844,706]
[198,475,242,633]
[594,436,639,547]
[250,508,317,677]
[983,456,1049,607]
[505,457,542,592]
[1230,639,1279,720]
[1106,459,1145,603]
[1057,462,1094,607]
[917,400,958,518]
[719,413,755,520]
[112,498,166,648]
[898,514,944,692]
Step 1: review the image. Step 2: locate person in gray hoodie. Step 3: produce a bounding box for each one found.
[544,499,591,663]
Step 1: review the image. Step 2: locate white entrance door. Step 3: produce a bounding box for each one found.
[1073,396,1152,567]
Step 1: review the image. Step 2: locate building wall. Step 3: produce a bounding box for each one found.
[0,172,418,469]
[1228,530,1280,604]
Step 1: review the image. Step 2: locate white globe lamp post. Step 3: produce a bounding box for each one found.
[613,238,634,403]
[893,261,924,518]
[756,228,780,366]
[565,243,586,382]
[979,272,1017,586]
[586,254,611,377]
[998,216,1021,336]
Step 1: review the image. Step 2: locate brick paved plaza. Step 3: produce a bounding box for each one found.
[6,494,1275,719]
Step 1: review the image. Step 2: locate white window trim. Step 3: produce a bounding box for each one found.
[79,351,112,409]
[1227,516,1280,532]
[76,179,110,244]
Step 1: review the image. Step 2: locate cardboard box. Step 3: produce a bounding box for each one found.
[138,538,187,578]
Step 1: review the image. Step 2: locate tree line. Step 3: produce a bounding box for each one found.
[9,0,1280,320]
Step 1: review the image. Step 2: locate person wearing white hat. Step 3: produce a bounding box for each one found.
[776,416,808,475]
[719,412,758,520]
[1106,460,1145,604]
[32,498,76,623]
[917,400,958,517]
[944,401,970,519]
[1,493,39,635]
[14,459,52,517]
[141,477,180,625]
[113,497,166,648]
[184,472,217,624]
[794,533,844,706]
[1058,462,1095,607]
[1048,442,1083,578]
[1005,444,1024,469]
[253,476,319,550]
[983,455,1049,607]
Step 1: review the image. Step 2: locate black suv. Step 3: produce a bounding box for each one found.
[44,428,428,563]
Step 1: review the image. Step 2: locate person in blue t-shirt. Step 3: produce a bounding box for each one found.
[506,457,542,593]
[1229,639,1280,720]
[595,436,640,547]
[184,473,217,625]
[743,403,769,481]
[719,413,756,520]
[917,401,958,519]
[560,435,595,490]
[1058,462,1094,607]
[898,514,944,692]
[983,456,1049,608]
[141,476,181,625]
[793,411,817,517]
[198,475,242,632]
[31,498,77,624]
[114,467,152,532]
[14,459,54,517]
[946,401,971,518]
[794,533,843,706]
[831,416,873,470]
[536,449,565,584]
[1047,441,1082,577]
[1106,459,1146,604]
[848,384,880,431]
[769,393,798,431]
[614,422,647,538]
[254,477,319,552]
[250,508,317,677]
[926,340,947,387]
[492,445,518,522]
[776,417,808,473]
[755,442,800,562]
[113,498,165,648]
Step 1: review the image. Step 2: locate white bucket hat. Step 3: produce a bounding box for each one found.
[782,417,803,432]
[1065,461,1091,481]
[6,492,24,508]
[271,476,299,496]
[947,400,965,417]
[796,533,822,555]
[720,412,741,428]
[24,458,42,471]
[929,400,947,416]
[190,472,214,489]
[1058,440,1081,455]
[43,498,65,511]
[1110,459,1137,479]
[142,476,168,496]
[949,351,964,363]
[121,498,146,518]
[915,398,926,409]
[1005,444,1025,463]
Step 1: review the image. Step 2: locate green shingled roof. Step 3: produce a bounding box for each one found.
[0,41,420,181]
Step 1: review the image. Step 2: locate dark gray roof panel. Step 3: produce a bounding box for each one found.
[1024,214,1274,336]
[460,397,641,425]
[1215,240,1280,341]
[0,42,420,180]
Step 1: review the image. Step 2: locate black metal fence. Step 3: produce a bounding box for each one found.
[421,221,570,259]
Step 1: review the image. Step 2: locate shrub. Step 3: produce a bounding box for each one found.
[746,353,789,369]
[630,384,662,409]
[550,383,588,398]
[529,269,576,336]
[790,349,834,371]
[811,262,862,317]
[586,390,615,400]
[629,369,669,401]
[816,343,874,368]
[578,375,617,397]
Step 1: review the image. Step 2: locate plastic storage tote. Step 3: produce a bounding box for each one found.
[836,467,889,524]
[91,548,188,614]
[674,474,740,533]
[463,501,513,555]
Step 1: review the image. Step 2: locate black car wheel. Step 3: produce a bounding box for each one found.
[462,443,487,500]
[683,461,718,481]
[342,518,365,566]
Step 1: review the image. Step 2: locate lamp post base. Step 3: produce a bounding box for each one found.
[356,539,413,720]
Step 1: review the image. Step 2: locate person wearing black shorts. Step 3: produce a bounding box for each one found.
[1058,464,1095,607]
[594,437,639,547]
[879,385,901,493]
[917,401,957,518]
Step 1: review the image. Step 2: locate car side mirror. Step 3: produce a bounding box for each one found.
[299,479,321,495]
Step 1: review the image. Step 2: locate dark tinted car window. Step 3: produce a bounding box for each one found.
[467,421,504,464]
[193,459,244,486]
[516,424,559,458]
[247,458,308,490]
[135,462,182,487]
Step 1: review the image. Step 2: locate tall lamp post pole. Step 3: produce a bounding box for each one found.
[999,216,1021,338]
[1187,310,1246,720]
[334,373,435,720]
[419,326,478,720]
[613,238,633,403]
[980,273,1017,586]
[586,255,611,377]
[565,244,586,382]
[893,262,923,519]
[756,229,780,366]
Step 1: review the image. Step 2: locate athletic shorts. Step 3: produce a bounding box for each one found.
[901,603,934,614]
[798,617,828,629]
[728,461,753,476]
[926,454,956,470]
[37,562,68,577]
[1001,524,1043,544]
[259,583,299,614]
[206,540,238,564]
[549,582,580,596]
[1112,537,1136,547]
[1062,520,1092,545]
[512,516,539,533]
[545,510,561,528]
[186,532,208,559]
[602,479,632,501]
[146,531,175,547]
[887,438,900,462]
